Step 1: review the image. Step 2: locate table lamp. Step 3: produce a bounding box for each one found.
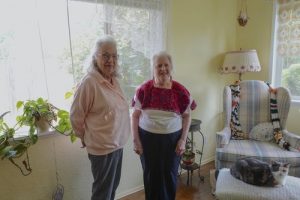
[221,49,261,80]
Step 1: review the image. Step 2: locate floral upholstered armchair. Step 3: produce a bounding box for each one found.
[216,80,300,177]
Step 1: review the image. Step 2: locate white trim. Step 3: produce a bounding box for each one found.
[269,1,277,84]
[116,185,145,199]
[12,130,57,139]
[202,156,216,165]
[291,100,300,106]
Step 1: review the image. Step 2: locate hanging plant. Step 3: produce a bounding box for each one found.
[237,0,249,27]
[0,97,76,176]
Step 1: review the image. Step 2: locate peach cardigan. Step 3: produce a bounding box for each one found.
[70,68,130,155]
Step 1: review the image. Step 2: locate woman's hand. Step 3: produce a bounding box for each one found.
[80,139,86,148]
[177,112,191,156]
[175,138,186,156]
[133,139,143,155]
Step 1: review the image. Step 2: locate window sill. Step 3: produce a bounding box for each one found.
[291,100,300,106]
[13,130,57,140]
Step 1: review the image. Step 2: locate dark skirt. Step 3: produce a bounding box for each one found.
[139,127,182,200]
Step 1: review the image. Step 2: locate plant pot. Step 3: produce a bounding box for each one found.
[35,118,50,133]
[182,151,195,165]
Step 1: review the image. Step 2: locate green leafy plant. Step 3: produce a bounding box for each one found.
[0,97,76,176]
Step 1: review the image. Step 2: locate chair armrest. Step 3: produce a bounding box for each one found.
[283,130,300,151]
[216,127,231,148]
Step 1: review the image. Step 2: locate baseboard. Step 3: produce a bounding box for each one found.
[200,156,215,166]
[116,185,144,199]
[180,156,215,174]
[116,157,215,198]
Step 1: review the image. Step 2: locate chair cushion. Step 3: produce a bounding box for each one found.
[249,122,274,142]
[216,140,300,167]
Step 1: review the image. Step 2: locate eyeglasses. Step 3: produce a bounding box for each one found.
[100,53,119,61]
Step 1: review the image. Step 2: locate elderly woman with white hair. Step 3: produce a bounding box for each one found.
[70,35,130,200]
[131,51,197,200]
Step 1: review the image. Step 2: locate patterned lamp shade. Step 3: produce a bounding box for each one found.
[221,50,261,78]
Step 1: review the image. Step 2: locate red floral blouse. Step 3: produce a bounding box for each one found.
[132,80,197,114]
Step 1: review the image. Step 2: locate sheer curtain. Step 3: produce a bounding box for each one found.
[0,0,168,132]
[276,0,300,57]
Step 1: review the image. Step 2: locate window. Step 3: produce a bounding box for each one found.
[0,0,167,136]
[272,0,300,101]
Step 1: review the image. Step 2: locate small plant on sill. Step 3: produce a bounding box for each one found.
[0,97,76,176]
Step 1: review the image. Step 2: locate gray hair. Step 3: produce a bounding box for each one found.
[152,51,173,70]
[87,35,119,77]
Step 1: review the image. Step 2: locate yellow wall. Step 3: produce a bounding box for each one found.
[236,0,273,82]
[167,0,237,163]
[0,135,93,200]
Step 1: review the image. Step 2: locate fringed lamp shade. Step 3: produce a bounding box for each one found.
[221,50,261,80]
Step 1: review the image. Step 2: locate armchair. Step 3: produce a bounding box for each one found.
[216,80,300,177]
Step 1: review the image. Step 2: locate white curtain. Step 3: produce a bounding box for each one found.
[276,0,300,56]
[0,0,168,131]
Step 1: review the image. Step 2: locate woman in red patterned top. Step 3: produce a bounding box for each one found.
[131,51,196,200]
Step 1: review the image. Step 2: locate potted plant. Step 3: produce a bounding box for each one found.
[0,97,76,176]
[182,139,195,166]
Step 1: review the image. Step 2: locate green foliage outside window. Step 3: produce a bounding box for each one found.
[282,63,300,97]
[59,6,152,103]
[60,37,150,103]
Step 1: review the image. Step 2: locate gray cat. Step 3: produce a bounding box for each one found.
[230,158,290,187]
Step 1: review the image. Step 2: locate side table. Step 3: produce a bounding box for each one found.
[179,119,204,185]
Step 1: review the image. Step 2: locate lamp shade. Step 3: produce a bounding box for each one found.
[221,50,261,74]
